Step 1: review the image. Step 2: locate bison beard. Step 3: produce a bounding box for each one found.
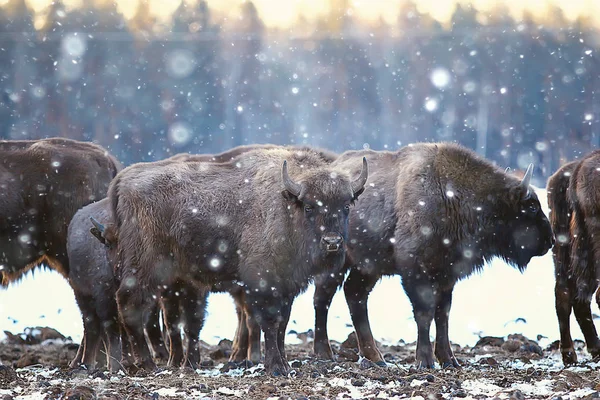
[313,143,554,369]
[548,153,600,365]
[109,148,367,375]
[0,138,120,287]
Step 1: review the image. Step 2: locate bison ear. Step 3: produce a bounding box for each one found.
[90,227,106,245]
[281,189,299,202]
[509,184,530,204]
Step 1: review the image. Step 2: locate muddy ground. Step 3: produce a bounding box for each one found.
[0,328,599,399]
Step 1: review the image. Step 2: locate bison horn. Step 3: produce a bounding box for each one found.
[504,167,510,173]
[351,157,369,195]
[89,216,106,234]
[520,163,533,191]
[282,160,302,197]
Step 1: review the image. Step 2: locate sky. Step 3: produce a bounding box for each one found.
[7,0,600,28]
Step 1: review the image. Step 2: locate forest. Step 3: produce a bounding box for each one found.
[0,0,598,184]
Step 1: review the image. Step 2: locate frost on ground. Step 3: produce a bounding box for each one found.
[0,329,599,399]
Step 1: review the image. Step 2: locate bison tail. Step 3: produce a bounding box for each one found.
[565,163,597,301]
[547,163,575,282]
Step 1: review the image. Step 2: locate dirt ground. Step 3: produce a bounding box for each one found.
[0,328,599,400]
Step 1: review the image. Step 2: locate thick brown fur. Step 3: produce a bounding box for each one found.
[313,142,554,369]
[108,147,366,375]
[549,153,600,364]
[0,138,120,286]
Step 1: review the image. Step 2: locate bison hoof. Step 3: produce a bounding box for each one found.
[441,360,459,369]
[561,350,578,366]
[416,360,436,369]
[236,360,255,369]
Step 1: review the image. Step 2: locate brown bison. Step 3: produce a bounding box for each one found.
[108,147,367,375]
[69,198,210,372]
[0,138,120,286]
[312,143,554,368]
[548,153,600,365]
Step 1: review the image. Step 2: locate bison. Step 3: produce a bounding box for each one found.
[548,153,600,365]
[68,146,338,371]
[312,142,554,368]
[0,138,120,287]
[108,147,367,375]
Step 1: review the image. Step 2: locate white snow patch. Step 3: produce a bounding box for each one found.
[462,379,503,397]
[511,379,554,396]
[214,387,245,397]
[154,388,182,397]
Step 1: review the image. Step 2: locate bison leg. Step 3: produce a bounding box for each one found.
[402,278,435,369]
[229,290,251,363]
[572,296,600,359]
[116,286,157,371]
[161,293,184,368]
[313,271,345,360]
[248,294,290,376]
[343,268,386,365]
[70,336,85,369]
[181,286,208,370]
[246,305,262,365]
[276,299,293,364]
[145,302,169,362]
[555,280,577,365]
[73,293,103,370]
[433,285,459,368]
[96,296,123,373]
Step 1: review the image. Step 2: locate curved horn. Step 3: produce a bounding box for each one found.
[89,216,105,234]
[521,163,533,190]
[504,167,510,173]
[351,157,369,195]
[282,160,302,197]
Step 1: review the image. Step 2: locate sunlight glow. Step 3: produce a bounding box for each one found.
[15,0,600,30]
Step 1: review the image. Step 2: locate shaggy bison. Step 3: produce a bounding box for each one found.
[68,197,209,371]
[0,138,120,287]
[108,147,367,375]
[313,143,554,368]
[548,154,600,365]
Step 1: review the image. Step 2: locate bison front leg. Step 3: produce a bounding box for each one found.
[343,268,386,365]
[555,280,577,365]
[245,307,262,365]
[181,286,208,370]
[276,299,293,364]
[72,293,103,370]
[116,285,157,371]
[433,285,460,369]
[313,271,345,360]
[572,295,600,360]
[402,277,435,369]
[161,293,184,368]
[229,290,251,363]
[145,301,169,362]
[248,294,290,376]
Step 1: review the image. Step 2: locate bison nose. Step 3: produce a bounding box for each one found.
[321,233,343,252]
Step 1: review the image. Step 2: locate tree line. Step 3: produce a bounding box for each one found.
[0,0,598,183]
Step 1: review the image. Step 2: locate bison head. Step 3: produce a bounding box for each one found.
[281,158,368,266]
[495,164,554,270]
[89,216,119,266]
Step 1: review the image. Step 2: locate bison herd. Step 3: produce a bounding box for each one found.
[0,137,594,376]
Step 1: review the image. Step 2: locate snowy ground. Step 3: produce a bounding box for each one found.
[0,188,589,351]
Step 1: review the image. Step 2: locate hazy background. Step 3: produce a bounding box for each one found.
[0,0,599,347]
[0,0,599,184]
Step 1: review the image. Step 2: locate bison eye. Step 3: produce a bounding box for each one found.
[304,205,314,213]
[528,203,540,214]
